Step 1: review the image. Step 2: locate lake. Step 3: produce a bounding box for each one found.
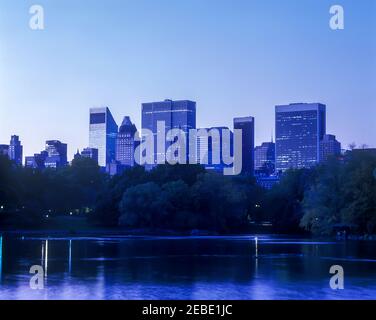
[0,234,375,300]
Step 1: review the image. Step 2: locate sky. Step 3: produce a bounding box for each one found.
[0,0,375,161]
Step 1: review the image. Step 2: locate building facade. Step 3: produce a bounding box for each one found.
[25,151,48,169]
[141,99,196,166]
[81,147,99,164]
[196,127,233,173]
[116,116,137,167]
[275,103,326,172]
[89,107,118,167]
[0,145,9,157]
[320,134,341,162]
[234,116,255,175]
[8,135,23,165]
[44,140,68,168]
[254,142,275,175]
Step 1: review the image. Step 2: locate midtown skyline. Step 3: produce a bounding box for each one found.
[1,0,375,160]
[0,99,373,165]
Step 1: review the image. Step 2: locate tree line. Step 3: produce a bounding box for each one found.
[0,150,375,235]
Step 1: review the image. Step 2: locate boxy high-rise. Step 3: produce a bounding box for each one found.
[275,103,326,172]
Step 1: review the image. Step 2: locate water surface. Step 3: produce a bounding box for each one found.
[0,235,375,300]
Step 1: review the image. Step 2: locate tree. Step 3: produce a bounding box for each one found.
[119,182,169,228]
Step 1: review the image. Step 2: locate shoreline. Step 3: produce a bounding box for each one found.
[1,228,375,241]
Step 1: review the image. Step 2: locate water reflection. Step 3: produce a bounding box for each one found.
[0,235,375,300]
[68,240,72,274]
[44,240,48,278]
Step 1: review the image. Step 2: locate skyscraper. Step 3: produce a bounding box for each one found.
[320,134,341,162]
[8,135,23,165]
[89,107,118,167]
[116,116,137,167]
[275,103,326,172]
[254,142,275,175]
[234,117,255,175]
[141,99,196,166]
[44,140,68,168]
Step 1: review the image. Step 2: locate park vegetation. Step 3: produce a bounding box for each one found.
[0,150,375,236]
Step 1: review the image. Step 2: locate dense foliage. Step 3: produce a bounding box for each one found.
[300,151,376,236]
[0,156,106,227]
[0,150,375,235]
[93,164,263,233]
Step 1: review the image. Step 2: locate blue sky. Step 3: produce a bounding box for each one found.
[0,0,375,160]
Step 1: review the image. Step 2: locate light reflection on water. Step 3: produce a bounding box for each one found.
[0,235,375,300]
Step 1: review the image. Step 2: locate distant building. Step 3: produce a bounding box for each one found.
[234,116,255,175]
[275,103,326,172]
[44,140,68,168]
[89,107,118,167]
[8,135,23,165]
[320,134,341,162]
[25,151,48,169]
[254,142,275,175]
[256,175,280,190]
[106,160,126,176]
[116,116,137,167]
[196,127,233,173]
[81,147,99,164]
[0,145,9,157]
[141,99,196,167]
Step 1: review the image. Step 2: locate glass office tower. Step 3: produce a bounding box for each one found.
[141,99,196,166]
[116,116,137,167]
[89,107,118,167]
[275,103,326,172]
[234,117,255,176]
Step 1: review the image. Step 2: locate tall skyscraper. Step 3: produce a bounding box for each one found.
[234,117,255,175]
[116,116,137,167]
[254,142,275,175]
[89,107,118,167]
[196,127,233,173]
[320,134,341,162]
[8,135,23,165]
[141,99,196,165]
[44,140,68,168]
[275,103,326,172]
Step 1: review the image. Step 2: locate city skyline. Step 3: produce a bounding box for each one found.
[0,99,371,166]
[1,0,375,160]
